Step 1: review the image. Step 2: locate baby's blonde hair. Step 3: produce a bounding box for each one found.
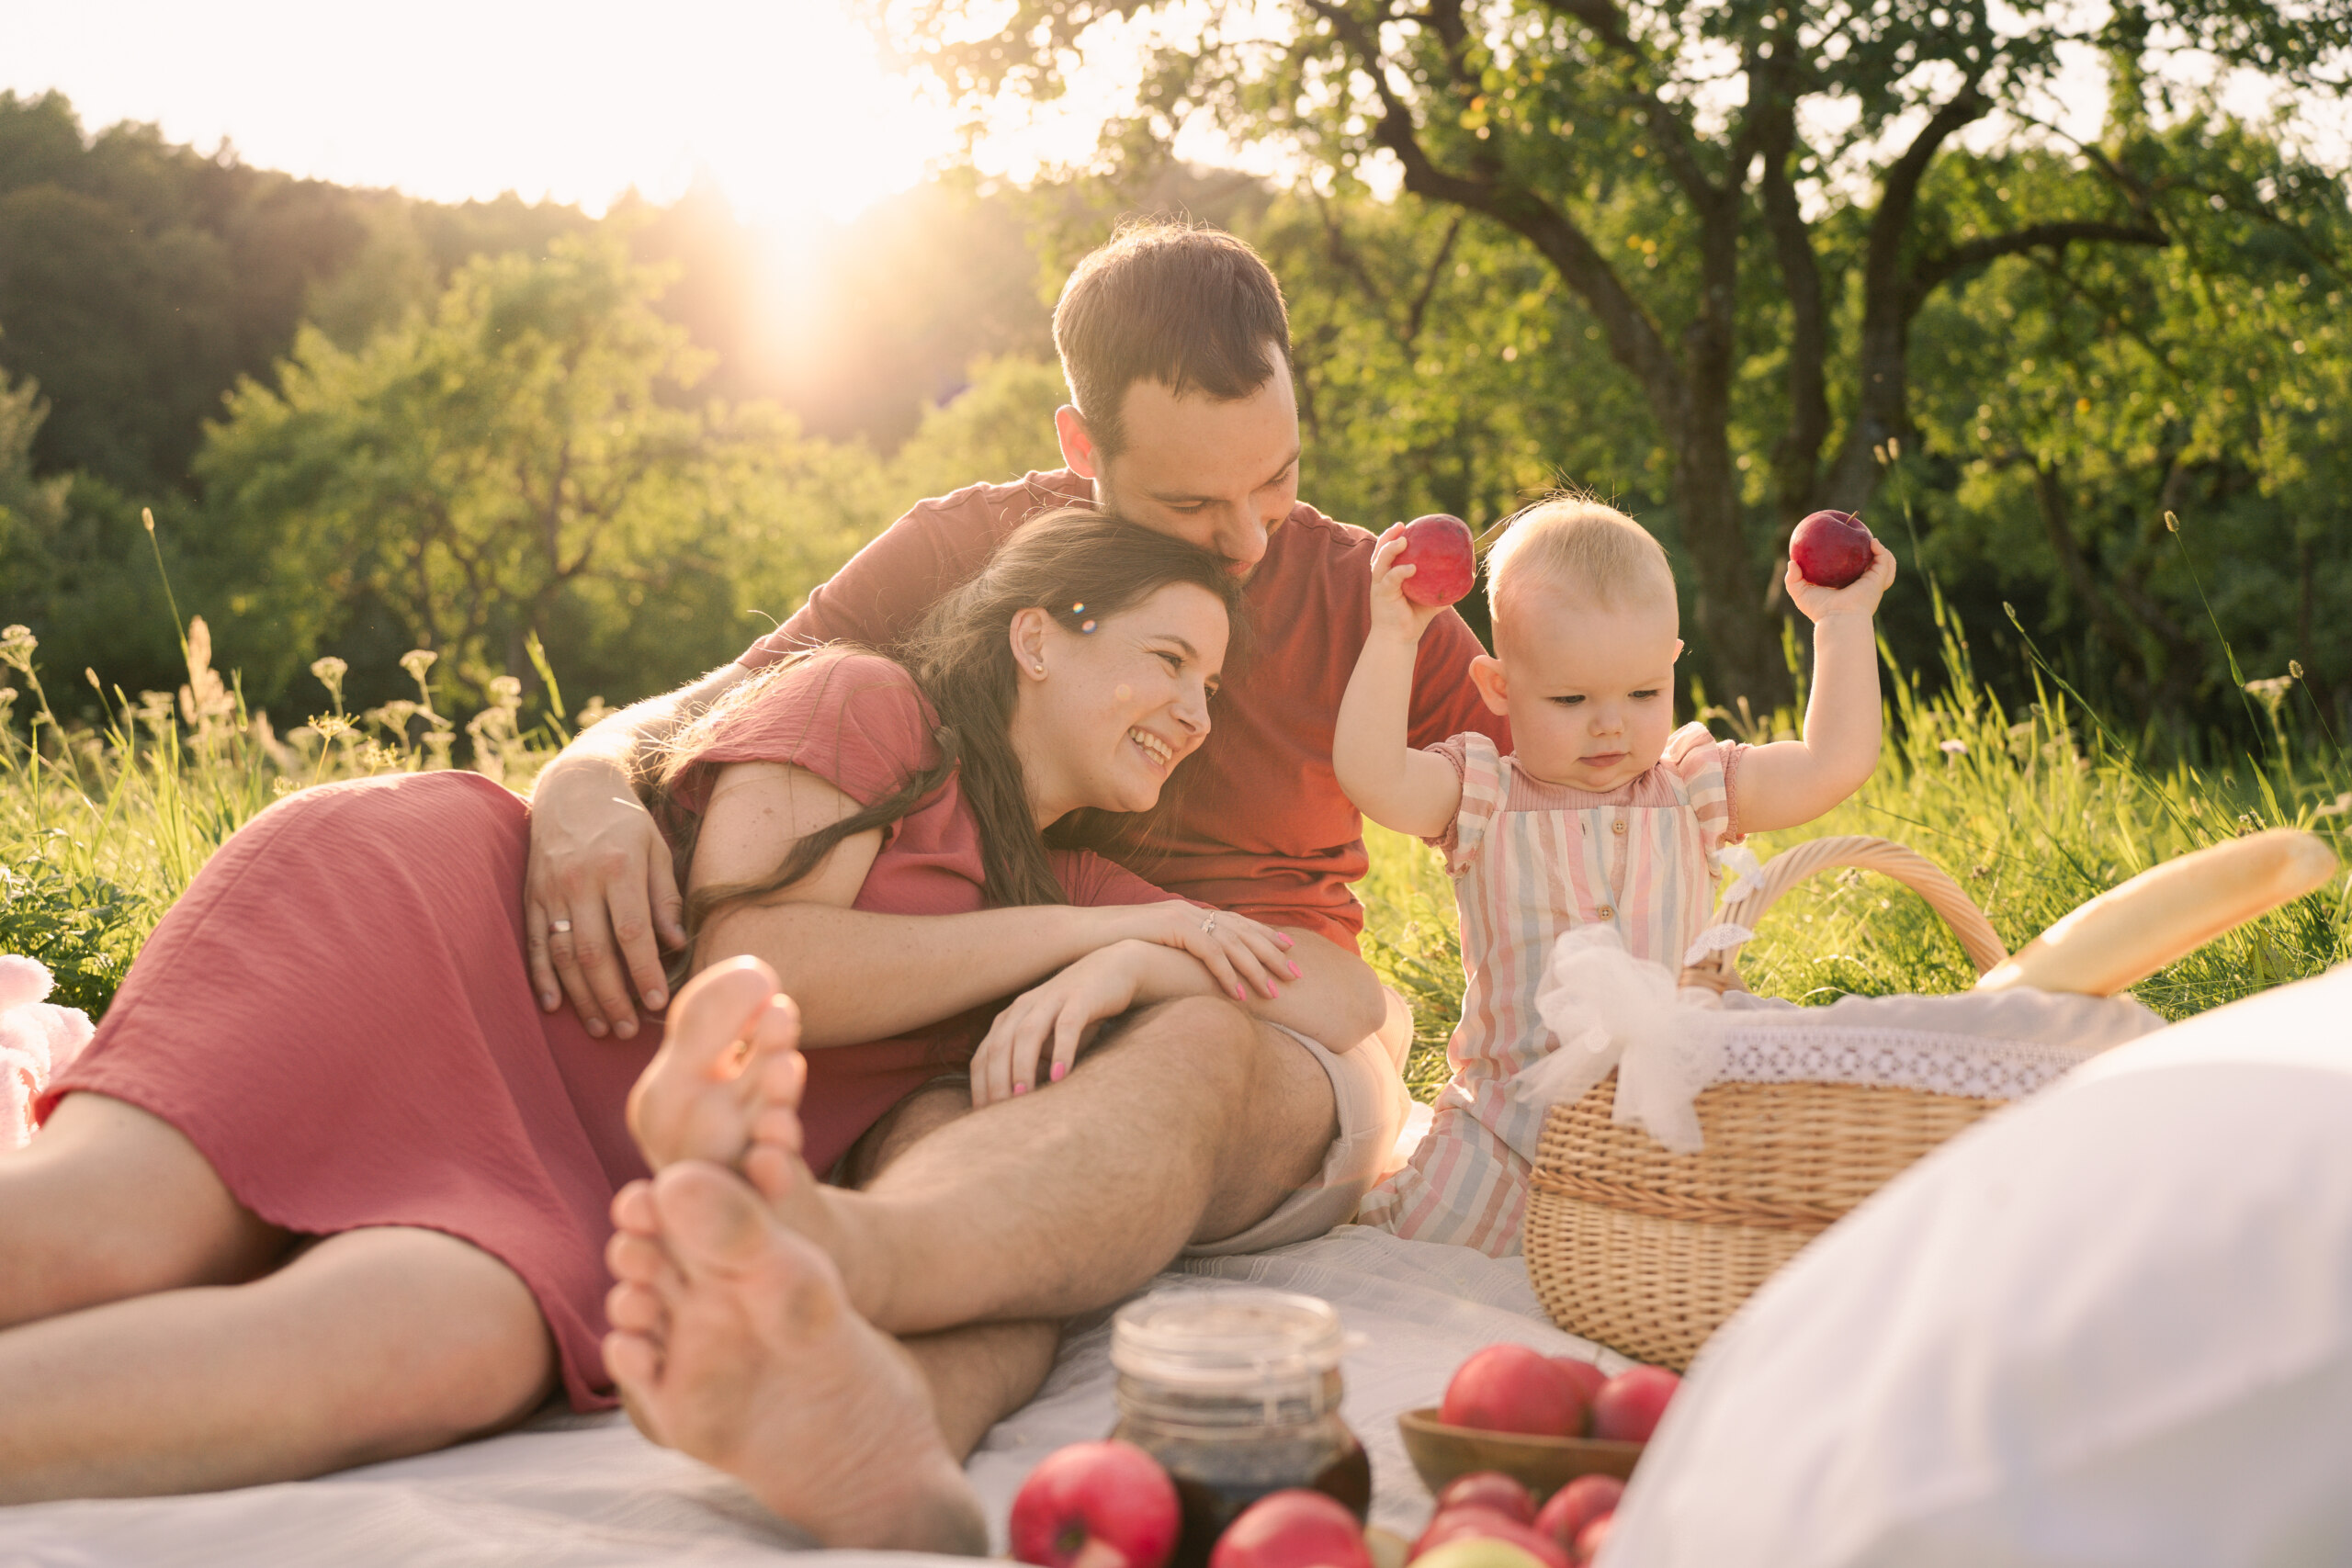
[1485,494,1677,638]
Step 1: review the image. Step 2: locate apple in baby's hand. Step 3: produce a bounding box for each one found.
[1788,510,1876,590]
[1009,1440,1182,1568]
[1409,1506,1573,1568]
[1532,1475,1623,1559]
[1208,1489,1374,1568]
[1589,1366,1680,1444]
[1544,1358,1609,1427]
[1397,513,1477,607]
[1432,1472,1535,1525]
[1441,1344,1586,1438]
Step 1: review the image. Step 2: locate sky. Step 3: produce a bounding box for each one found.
[9,0,2346,244]
[2,0,1028,232]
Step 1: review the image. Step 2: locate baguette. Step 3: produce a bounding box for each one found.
[1976,829,2338,997]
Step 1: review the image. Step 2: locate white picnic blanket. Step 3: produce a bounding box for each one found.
[0,1226,1622,1566]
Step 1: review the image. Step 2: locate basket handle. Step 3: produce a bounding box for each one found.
[1679,834,2008,993]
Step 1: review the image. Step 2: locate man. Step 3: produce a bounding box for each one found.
[526,220,1508,1547]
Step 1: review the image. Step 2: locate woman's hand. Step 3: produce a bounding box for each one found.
[969,942,1158,1106]
[1106,902,1299,1002]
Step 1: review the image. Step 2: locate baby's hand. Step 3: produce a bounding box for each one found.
[1785,538,1896,624]
[1368,526,1452,644]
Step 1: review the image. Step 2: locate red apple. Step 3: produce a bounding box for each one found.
[1544,1358,1609,1428]
[1408,1506,1571,1568]
[1210,1488,1373,1568]
[1010,1440,1182,1568]
[1433,1472,1534,1525]
[1589,1366,1679,1444]
[1572,1513,1613,1566]
[1788,510,1875,590]
[1532,1475,1622,1558]
[1397,513,1477,607]
[1441,1345,1585,1438]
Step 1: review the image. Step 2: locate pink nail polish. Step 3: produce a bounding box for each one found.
[1289,962,1303,979]
[1050,1063,1068,1082]
[1236,985,1247,1000]
[1013,1083,1029,1095]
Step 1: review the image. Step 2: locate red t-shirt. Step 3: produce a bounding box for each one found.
[741,471,1510,946]
[673,650,1183,1173]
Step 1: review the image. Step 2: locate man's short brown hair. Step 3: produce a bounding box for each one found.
[1052,219,1293,458]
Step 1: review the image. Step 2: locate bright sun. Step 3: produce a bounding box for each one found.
[6,0,970,234]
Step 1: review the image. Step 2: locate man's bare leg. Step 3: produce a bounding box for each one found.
[603,1163,988,1552]
[735,996,1334,1335]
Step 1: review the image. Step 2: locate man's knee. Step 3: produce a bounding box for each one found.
[1094,995,1261,1098]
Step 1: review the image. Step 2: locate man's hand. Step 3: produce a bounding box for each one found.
[526,758,689,1039]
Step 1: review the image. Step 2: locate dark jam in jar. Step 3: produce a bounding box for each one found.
[1107,1290,1369,1568]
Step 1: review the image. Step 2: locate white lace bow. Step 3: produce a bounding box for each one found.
[1508,927,2166,1155]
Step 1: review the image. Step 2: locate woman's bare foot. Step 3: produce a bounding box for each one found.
[602,1162,985,1553]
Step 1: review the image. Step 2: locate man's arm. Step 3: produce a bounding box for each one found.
[526,661,750,1038]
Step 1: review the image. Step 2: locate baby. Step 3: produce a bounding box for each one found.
[1340,494,1895,1254]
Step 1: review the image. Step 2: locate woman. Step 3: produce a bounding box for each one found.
[2,509,1292,1502]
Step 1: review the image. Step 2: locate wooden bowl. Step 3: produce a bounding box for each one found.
[1396,1408,1644,1500]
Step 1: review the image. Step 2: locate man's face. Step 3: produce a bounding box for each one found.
[1057,355,1302,575]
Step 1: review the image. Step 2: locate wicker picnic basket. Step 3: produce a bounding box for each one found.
[1521,836,2012,1371]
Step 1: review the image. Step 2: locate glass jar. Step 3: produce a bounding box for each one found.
[1108,1289,1372,1568]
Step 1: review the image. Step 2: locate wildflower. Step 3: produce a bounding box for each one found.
[2245,675,2293,714]
[1939,739,1968,756]
[273,777,299,797]
[2290,660,2305,681]
[310,656,349,710]
[311,714,356,740]
[142,507,155,535]
[1888,436,1902,459]
[399,649,438,685]
[487,675,523,710]
[0,625,35,676]
[2164,511,2179,533]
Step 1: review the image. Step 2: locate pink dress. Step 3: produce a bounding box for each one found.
[1356,724,1746,1255]
[42,652,1179,1409]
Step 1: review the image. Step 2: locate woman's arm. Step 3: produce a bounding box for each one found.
[1335,530,1467,838]
[967,933,1377,1105]
[1735,544,1897,834]
[689,761,1297,1047]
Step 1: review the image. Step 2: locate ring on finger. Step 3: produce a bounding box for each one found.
[1201,912,1217,936]
[550,919,574,935]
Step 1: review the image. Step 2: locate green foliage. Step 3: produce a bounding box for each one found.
[0,844,143,1018]
[194,234,879,714]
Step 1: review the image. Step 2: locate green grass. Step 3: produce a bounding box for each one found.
[6,595,2348,1101]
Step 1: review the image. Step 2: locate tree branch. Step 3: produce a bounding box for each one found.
[1917,220,2169,295]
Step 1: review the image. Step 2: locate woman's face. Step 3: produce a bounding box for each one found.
[1008,581,1231,824]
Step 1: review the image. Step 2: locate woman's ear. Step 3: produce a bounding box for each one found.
[1470,653,1510,717]
[1009,607,1054,679]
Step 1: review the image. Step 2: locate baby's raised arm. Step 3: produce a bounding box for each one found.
[1334,528,1470,840]
[1734,539,1899,833]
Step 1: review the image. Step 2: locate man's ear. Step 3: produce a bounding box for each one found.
[1055,405,1100,481]
[1469,654,1510,718]
[1010,607,1053,678]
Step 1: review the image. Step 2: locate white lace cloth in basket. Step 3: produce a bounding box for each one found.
[1513,928,2167,1154]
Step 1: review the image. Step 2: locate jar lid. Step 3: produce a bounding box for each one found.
[1111,1289,1346,1395]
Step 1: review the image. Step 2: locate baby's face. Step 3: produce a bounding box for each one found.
[1478,592,1683,792]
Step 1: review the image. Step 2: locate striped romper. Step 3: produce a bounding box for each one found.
[1357,723,1747,1256]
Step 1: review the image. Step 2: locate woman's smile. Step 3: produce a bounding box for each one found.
[1128,727,1178,772]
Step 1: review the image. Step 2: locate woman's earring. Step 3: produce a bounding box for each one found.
[1032,663,1047,677]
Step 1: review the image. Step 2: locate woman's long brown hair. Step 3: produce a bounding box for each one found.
[648,507,1248,979]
